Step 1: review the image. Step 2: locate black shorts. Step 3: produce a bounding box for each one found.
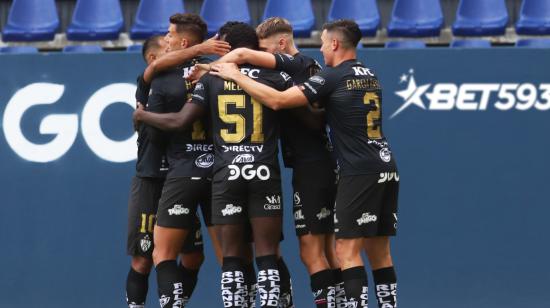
[292,162,337,236]
[127,176,164,257]
[334,172,399,239]
[157,177,212,229]
[127,177,204,257]
[212,164,283,225]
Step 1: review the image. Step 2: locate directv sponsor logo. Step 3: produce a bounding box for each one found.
[392,69,550,118]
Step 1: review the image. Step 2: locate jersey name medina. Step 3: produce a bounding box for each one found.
[190,64,294,172]
[274,53,334,167]
[135,74,168,178]
[149,57,214,178]
[299,59,397,176]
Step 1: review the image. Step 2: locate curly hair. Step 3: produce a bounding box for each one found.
[219,21,259,50]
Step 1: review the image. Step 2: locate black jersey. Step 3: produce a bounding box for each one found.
[274,53,334,167]
[190,64,294,172]
[149,57,214,178]
[135,74,169,178]
[299,59,397,176]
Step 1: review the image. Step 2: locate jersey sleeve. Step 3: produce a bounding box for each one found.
[298,68,337,104]
[274,53,303,76]
[189,74,210,109]
[135,74,150,104]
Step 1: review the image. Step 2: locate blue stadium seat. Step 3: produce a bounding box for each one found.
[385,40,427,48]
[451,39,492,48]
[63,45,103,53]
[67,0,124,41]
[516,0,550,35]
[262,0,315,38]
[387,0,443,37]
[452,0,508,36]
[516,38,550,47]
[0,46,39,53]
[127,45,143,52]
[201,0,251,37]
[2,0,59,41]
[130,0,185,40]
[328,0,380,36]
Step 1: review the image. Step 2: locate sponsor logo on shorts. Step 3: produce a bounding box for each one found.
[222,204,243,216]
[140,234,152,252]
[228,164,271,181]
[316,207,331,220]
[195,153,214,168]
[357,212,378,226]
[378,172,399,183]
[294,210,305,221]
[379,148,392,162]
[168,204,190,216]
[159,295,170,308]
[232,154,255,164]
[264,195,281,210]
[293,192,302,206]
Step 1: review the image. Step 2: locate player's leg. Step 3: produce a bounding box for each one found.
[212,169,248,307]
[178,214,206,305]
[364,178,399,308]
[335,238,368,307]
[153,177,202,308]
[126,176,162,308]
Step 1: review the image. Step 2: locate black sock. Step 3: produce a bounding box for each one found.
[256,255,281,308]
[342,266,369,307]
[126,267,149,308]
[332,269,348,308]
[221,257,247,307]
[180,264,200,305]
[373,267,397,308]
[243,262,257,307]
[156,260,186,308]
[310,269,336,308]
[277,257,294,308]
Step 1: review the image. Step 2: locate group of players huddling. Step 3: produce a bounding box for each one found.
[127,12,399,308]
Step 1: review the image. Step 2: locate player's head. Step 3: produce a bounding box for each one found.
[218,21,259,51]
[142,35,167,65]
[255,17,294,53]
[165,13,207,52]
[320,19,361,66]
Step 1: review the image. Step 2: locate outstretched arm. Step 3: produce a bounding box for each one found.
[143,36,231,83]
[133,102,205,131]
[210,63,308,110]
[216,48,277,68]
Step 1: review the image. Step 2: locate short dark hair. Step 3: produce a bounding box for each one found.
[169,13,207,43]
[256,17,293,39]
[141,35,164,61]
[322,19,362,48]
[220,21,259,50]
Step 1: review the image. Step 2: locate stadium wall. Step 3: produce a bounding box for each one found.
[0,49,549,307]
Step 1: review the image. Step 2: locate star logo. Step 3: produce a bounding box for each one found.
[391,69,431,118]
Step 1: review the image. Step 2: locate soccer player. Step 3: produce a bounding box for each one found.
[144,13,214,308]
[134,22,294,308]
[210,19,399,308]
[126,35,204,308]
[204,17,341,308]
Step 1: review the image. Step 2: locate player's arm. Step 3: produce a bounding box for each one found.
[134,101,205,131]
[143,36,230,83]
[216,48,276,68]
[210,63,307,110]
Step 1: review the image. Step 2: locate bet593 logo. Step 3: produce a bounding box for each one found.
[227,164,270,181]
[391,69,550,118]
[2,82,137,163]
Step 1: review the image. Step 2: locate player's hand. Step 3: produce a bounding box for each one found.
[186,63,211,83]
[199,34,231,56]
[210,63,240,81]
[133,102,145,131]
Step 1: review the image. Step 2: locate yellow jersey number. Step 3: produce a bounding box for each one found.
[218,95,264,143]
[364,92,382,139]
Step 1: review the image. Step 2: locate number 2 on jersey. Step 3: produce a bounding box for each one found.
[218,95,264,143]
[364,92,381,139]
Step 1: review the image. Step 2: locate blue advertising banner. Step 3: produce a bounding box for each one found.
[0,49,549,307]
